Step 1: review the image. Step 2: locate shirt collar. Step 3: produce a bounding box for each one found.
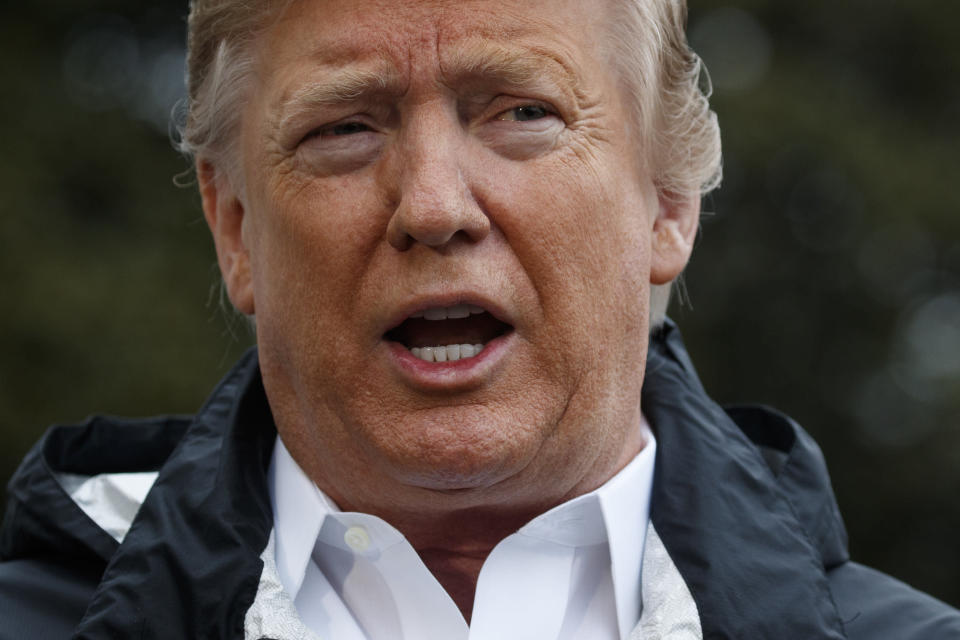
[600,417,657,639]
[514,417,656,639]
[269,437,336,597]
[270,418,656,639]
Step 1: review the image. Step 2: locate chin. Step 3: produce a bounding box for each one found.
[364,409,545,493]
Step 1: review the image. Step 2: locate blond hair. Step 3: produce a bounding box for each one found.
[178,0,721,326]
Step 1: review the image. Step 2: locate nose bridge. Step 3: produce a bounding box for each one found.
[402,106,463,212]
[386,102,489,251]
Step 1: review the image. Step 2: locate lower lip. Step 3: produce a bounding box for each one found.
[385,332,514,389]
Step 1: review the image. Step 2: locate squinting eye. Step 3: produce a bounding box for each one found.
[497,105,550,122]
[326,121,371,136]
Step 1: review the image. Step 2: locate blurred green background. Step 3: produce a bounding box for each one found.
[2,0,958,606]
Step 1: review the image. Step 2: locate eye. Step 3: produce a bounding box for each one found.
[326,121,372,136]
[303,120,373,142]
[477,100,562,160]
[293,115,383,174]
[496,105,552,122]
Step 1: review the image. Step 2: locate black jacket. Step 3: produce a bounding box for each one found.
[2,323,958,639]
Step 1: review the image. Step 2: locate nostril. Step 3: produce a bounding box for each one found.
[386,216,413,251]
[386,220,473,252]
[386,188,490,251]
[387,211,462,250]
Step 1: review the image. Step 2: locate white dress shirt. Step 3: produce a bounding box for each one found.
[269,422,656,640]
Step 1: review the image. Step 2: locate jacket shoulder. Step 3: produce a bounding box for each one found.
[829,561,960,639]
[725,405,960,636]
[0,556,101,640]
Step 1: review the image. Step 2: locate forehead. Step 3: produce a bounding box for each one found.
[257,0,612,91]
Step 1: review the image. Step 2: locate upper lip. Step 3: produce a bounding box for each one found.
[381,292,516,337]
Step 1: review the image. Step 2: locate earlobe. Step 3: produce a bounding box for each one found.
[649,190,700,285]
[197,160,255,314]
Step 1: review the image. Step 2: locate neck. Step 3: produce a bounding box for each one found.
[281,411,649,620]
[390,508,534,621]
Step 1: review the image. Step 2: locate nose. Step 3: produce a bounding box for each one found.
[385,116,490,252]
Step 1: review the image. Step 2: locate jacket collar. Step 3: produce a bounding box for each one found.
[73,348,277,639]
[3,415,189,569]
[643,320,849,638]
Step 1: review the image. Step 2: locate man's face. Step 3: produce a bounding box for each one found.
[209,0,695,512]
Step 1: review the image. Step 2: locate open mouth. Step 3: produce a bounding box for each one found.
[384,304,514,363]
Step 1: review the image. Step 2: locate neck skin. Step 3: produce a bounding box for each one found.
[292,423,647,622]
[387,508,537,622]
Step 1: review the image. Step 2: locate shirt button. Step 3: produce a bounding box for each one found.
[344,525,371,552]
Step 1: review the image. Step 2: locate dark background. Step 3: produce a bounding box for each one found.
[2,0,958,606]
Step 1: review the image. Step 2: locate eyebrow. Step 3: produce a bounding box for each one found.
[443,41,550,87]
[442,37,585,103]
[276,41,579,129]
[277,66,401,130]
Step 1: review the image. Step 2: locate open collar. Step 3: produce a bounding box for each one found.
[272,423,657,640]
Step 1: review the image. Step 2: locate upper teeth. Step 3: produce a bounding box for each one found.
[410,304,486,321]
[411,344,484,362]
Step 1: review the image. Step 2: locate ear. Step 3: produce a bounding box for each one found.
[198,160,255,314]
[649,190,700,285]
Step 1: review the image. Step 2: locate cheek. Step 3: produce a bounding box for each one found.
[473,159,652,399]
[246,174,387,346]
[486,156,652,326]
